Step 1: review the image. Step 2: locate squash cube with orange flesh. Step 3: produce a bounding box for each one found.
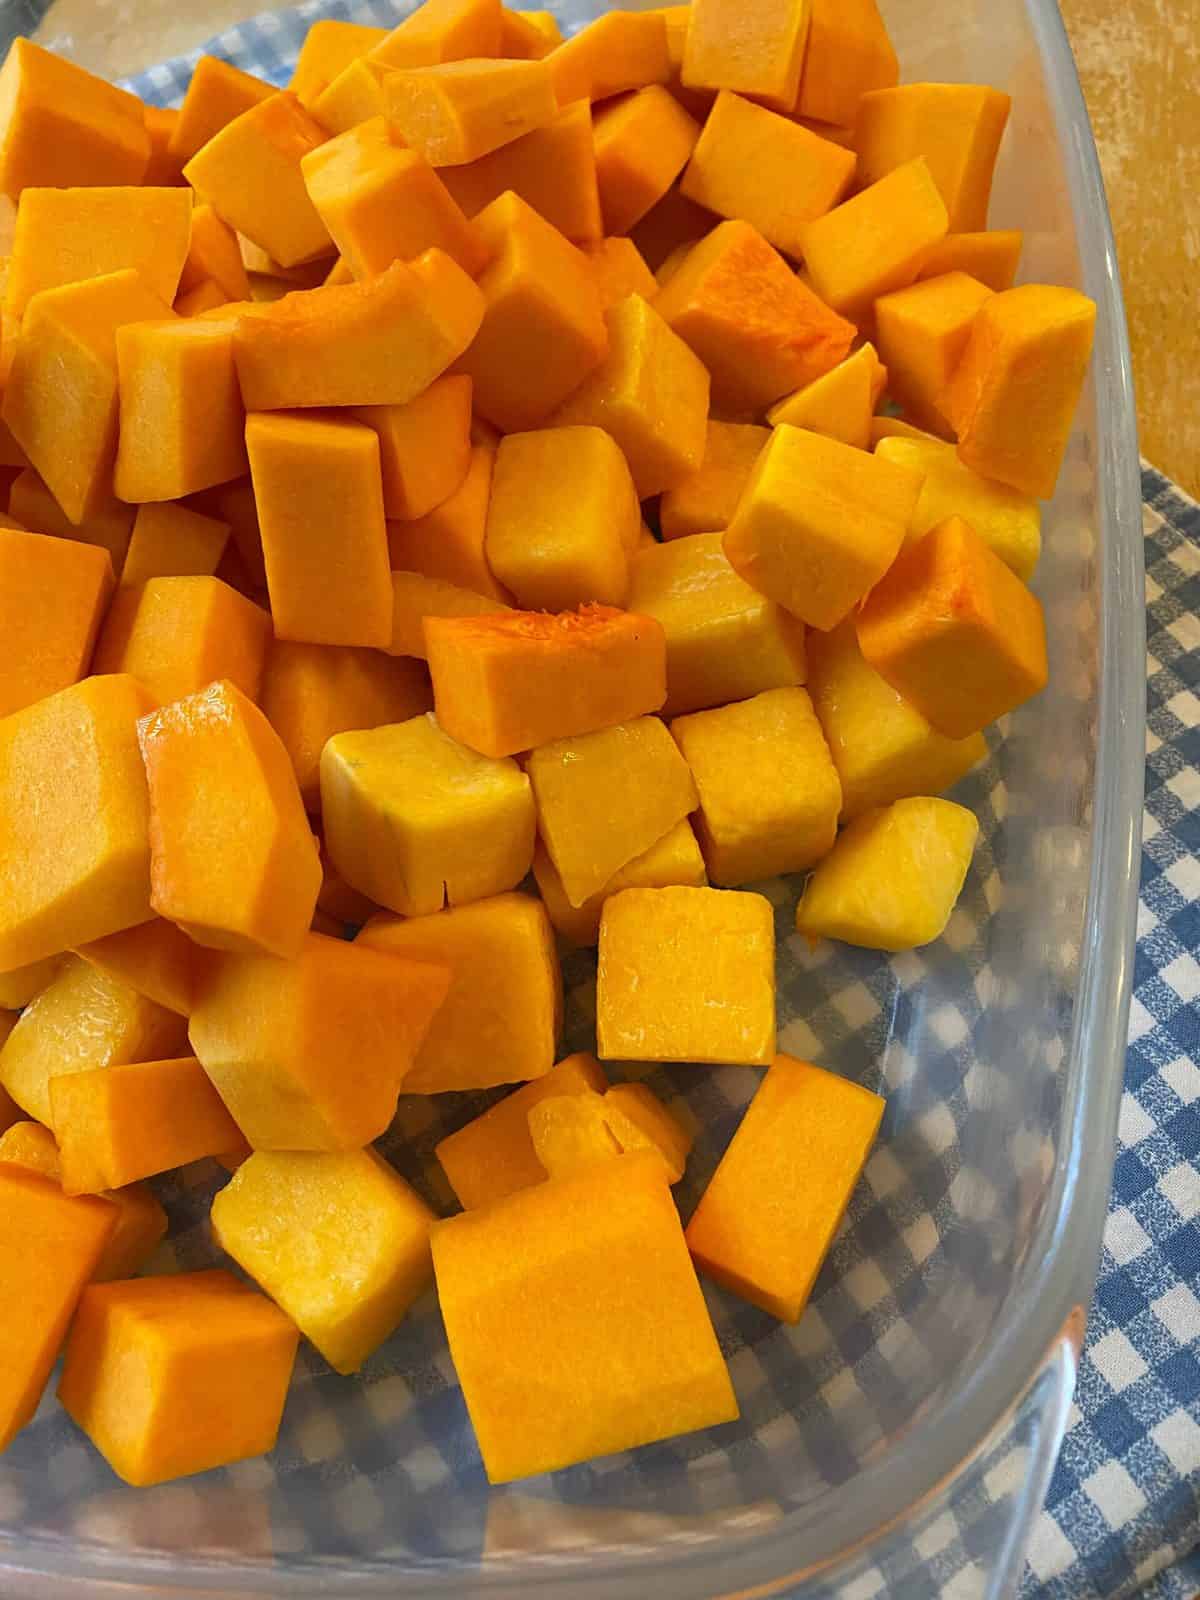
[260,640,431,810]
[176,203,251,304]
[653,220,855,415]
[724,426,923,630]
[855,84,1011,235]
[856,514,1049,738]
[533,819,706,947]
[358,893,559,1093]
[659,421,768,541]
[75,917,209,1016]
[0,527,112,718]
[681,0,809,110]
[681,92,854,258]
[597,885,775,1064]
[120,503,230,587]
[580,235,657,308]
[432,1153,737,1484]
[6,469,133,568]
[353,374,473,522]
[94,576,271,706]
[550,13,670,108]
[765,341,887,450]
[0,674,155,972]
[212,1148,435,1374]
[59,1270,299,1486]
[388,573,510,659]
[686,1056,884,1320]
[138,679,321,959]
[167,55,275,168]
[383,58,556,166]
[592,86,700,236]
[916,230,1022,293]
[874,272,994,434]
[0,959,60,1012]
[869,416,943,447]
[290,20,390,108]
[438,103,602,243]
[369,0,503,68]
[526,1089,621,1177]
[386,445,507,601]
[188,931,449,1150]
[425,605,667,758]
[795,0,897,127]
[605,1081,693,1182]
[498,7,554,58]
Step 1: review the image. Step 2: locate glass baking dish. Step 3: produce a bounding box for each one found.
[0,0,1144,1594]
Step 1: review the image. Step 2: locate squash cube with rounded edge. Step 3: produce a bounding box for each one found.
[353,373,473,522]
[874,272,993,435]
[527,1090,620,1177]
[597,885,775,1064]
[0,527,112,718]
[605,1081,692,1182]
[533,818,706,947]
[93,576,271,708]
[212,1149,435,1375]
[659,421,768,541]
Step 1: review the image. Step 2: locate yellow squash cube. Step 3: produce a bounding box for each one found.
[605,1081,692,1181]
[75,917,208,1017]
[321,713,535,918]
[354,373,473,521]
[765,342,887,452]
[671,687,841,885]
[211,1148,435,1374]
[597,885,775,1064]
[532,818,706,947]
[527,716,698,907]
[527,1089,621,1177]
[431,1154,738,1483]
[794,796,979,950]
[874,271,993,434]
[659,420,768,541]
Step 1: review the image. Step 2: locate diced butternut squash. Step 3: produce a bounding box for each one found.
[522,12,563,52]
[7,468,133,567]
[212,1148,435,1374]
[942,283,1097,500]
[310,59,391,138]
[0,40,150,197]
[290,20,390,108]
[432,1153,737,1483]
[176,203,251,304]
[387,444,508,601]
[120,502,229,587]
[581,235,657,308]
[629,182,713,270]
[659,421,767,541]
[597,884,774,1064]
[75,917,207,1016]
[369,0,503,69]
[653,220,856,414]
[246,411,392,648]
[0,527,112,717]
[533,818,706,946]
[93,575,271,705]
[765,341,886,449]
[795,0,897,127]
[856,513,1048,737]
[183,92,332,269]
[0,956,61,1011]
[528,716,698,907]
[869,415,942,446]
[425,605,667,757]
[438,103,602,242]
[681,0,810,111]
[358,893,559,1093]
[808,618,986,820]
[527,1089,621,1176]
[353,375,473,523]
[549,291,709,494]
[486,426,637,610]
[0,956,186,1130]
[916,229,1022,293]
[681,92,854,257]
[686,1056,884,1319]
[260,640,432,810]
[499,7,555,58]
[0,1166,116,1450]
[548,11,671,105]
[58,1270,299,1486]
[167,55,275,167]
[724,425,923,629]
[592,86,700,236]
[383,58,557,166]
[321,713,534,916]
[874,271,993,434]
[188,931,450,1149]
[604,1081,692,1181]
[0,674,155,971]
[855,83,1011,234]
[138,678,321,958]
[389,574,509,660]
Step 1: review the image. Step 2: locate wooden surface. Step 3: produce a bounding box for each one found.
[1059,0,1200,495]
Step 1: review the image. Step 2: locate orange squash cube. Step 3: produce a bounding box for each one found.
[0,527,112,717]
[533,818,706,947]
[138,679,321,958]
[310,58,391,137]
[6,469,134,568]
[383,58,557,166]
[438,103,602,242]
[176,203,251,304]
[0,40,150,197]
[425,605,667,758]
[75,917,208,1016]
[167,55,275,167]
[681,0,810,110]
[795,0,897,127]
[526,1089,621,1177]
[580,235,658,308]
[869,416,943,446]
[875,271,994,433]
[386,443,508,600]
[685,1056,884,1321]
[59,1270,299,1486]
[120,502,230,587]
[93,575,271,705]
[547,10,671,105]
[765,341,887,449]
[498,7,555,58]
[916,229,1022,293]
[354,373,473,521]
[856,513,1048,738]
[855,83,1011,234]
[659,421,767,541]
[189,931,450,1149]
[388,571,510,659]
[592,86,700,236]
[290,19,390,108]
[369,0,503,69]
[0,958,61,1011]
[604,1081,693,1182]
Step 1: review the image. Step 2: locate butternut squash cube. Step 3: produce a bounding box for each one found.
[7,469,133,568]
[856,514,1048,737]
[138,679,321,958]
[358,893,559,1093]
[176,203,251,304]
[942,283,1097,500]
[795,0,897,127]
[300,116,486,279]
[604,1081,692,1182]
[681,0,810,111]
[520,11,564,51]
[916,229,1022,293]
[486,426,637,611]
[120,503,229,587]
[0,956,186,1130]
[499,7,555,58]
[724,425,923,630]
[310,59,390,138]
[527,1089,621,1176]
[0,40,150,197]
[426,604,667,757]
[94,576,271,705]
[51,1055,243,1194]
[455,190,607,433]
[75,917,207,1016]
[686,1055,884,1320]
[592,85,700,236]
[291,20,390,108]
[246,411,392,648]
[188,931,450,1149]
[547,10,671,105]
[58,1270,299,1486]
[354,374,473,521]
[432,1153,737,1483]
[869,416,942,446]
[0,956,61,1011]
[114,318,248,502]
[659,421,768,542]
[212,1148,435,1374]
[383,58,556,166]
[765,341,887,450]
[438,102,602,242]
[533,818,706,947]
[167,55,275,168]
[0,674,155,971]
[435,1052,606,1209]
[597,885,775,1064]
[0,1166,116,1450]
[672,687,840,884]
[807,618,987,821]
[795,795,978,949]
[386,444,507,599]
[653,220,856,414]
[580,235,657,308]
[681,92,854,257]
[855,83,1011,234]
[0,526,112,717]
[875,271,993,434]
[183,92,331,269]
[549,291,709,495]
[370,0,503,69]
[260,640,432,809]
[235,251,484,411]
[321,713,535,916]
[389,570,510,658]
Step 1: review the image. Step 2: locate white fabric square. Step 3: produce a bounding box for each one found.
[1082,1459,1146,1525]
[1151,1283,1200,1344]
[1088,1327,1148,1394]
